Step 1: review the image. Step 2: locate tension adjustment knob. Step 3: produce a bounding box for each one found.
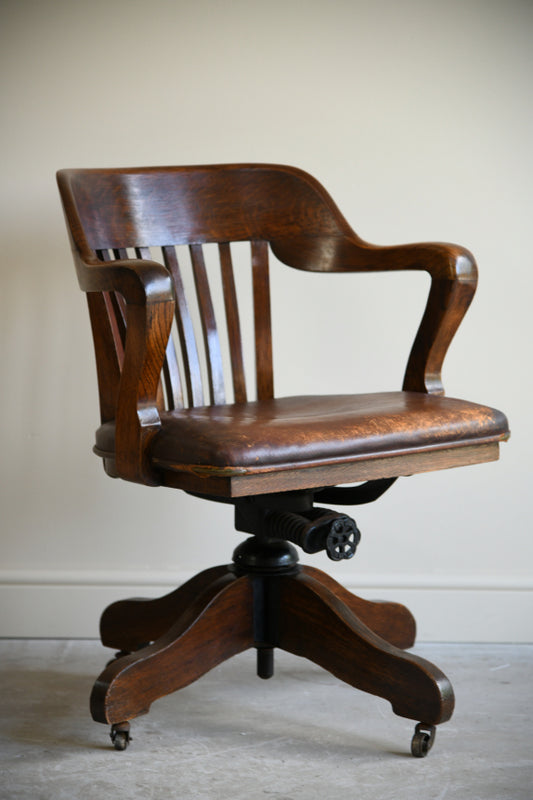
[326,517,360,561]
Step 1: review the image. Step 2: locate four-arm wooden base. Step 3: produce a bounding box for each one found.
[90,538,454,755]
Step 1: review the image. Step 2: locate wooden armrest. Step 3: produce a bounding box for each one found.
[76,253,175,485]
[391,243,477,394]
[75,253,173,305]
[354,241,478,394]
[272,236,478,395]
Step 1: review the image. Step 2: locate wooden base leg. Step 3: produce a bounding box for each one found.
[99,565,231,651]
[90,571,254,725]
[278,571,454,726]
[301,565,416,649]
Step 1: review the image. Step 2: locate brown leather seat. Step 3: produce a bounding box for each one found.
[96,391,507,477]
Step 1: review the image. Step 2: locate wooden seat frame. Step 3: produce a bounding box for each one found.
[57,164,508,756]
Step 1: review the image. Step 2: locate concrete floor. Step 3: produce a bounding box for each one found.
[0,640,532,800]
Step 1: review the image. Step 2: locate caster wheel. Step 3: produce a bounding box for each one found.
[110,722,131,751]
[411,723,436,758]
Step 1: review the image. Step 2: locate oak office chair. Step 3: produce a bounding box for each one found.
[57,164,508,756]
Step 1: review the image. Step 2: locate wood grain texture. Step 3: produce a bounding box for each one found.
[99,565,231,651]
[251,239,274,400]
[91,571,254,725]
[190,244,226,405]
[219,242,247,403]
[162,245,204,407]
[57,163,486,430]
[57,164,509,488]
[92,558,449,728]
[301,565,416,649]
[155,441,502,497]
[278,571,454,725]
[56,163,510,749]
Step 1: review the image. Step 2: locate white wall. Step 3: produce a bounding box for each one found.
[1,0,531,641]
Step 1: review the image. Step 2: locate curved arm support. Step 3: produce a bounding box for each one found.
[114,295,174,485]
[402,263,476,394]
[363,243,478,395]
[272,236,478,395]
[76,254,175,485]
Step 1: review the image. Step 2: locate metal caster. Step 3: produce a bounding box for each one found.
[110,722,131,751]
[411,723,436,758]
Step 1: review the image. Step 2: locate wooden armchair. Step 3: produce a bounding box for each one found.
[57,164,508,756]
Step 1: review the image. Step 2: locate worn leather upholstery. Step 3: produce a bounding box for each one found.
[95,392,508,477]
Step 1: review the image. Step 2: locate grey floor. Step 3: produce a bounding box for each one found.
[0,640,532,800]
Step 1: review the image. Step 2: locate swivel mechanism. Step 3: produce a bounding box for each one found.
[234,490,361,561]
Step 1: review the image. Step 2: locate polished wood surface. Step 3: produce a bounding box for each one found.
[57,164,508,492]
[92,563,445,728]
[301,566,416,650]
[91,570,254,725]
[278,570,453,726]
[57,163,508,753]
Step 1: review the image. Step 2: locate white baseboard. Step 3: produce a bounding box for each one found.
[1,570,532,642]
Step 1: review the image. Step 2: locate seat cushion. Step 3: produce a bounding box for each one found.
[139,392,508,475]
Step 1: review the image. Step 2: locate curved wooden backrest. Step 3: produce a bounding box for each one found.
[63,164,350,250]
[59,164,355,416]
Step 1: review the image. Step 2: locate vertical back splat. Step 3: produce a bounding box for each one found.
[95,238,275,413]
[162,246,204,408]
[252,240,274,400]
[189,244,226,406]
[135,247,183,411]
[219,242,247,404]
